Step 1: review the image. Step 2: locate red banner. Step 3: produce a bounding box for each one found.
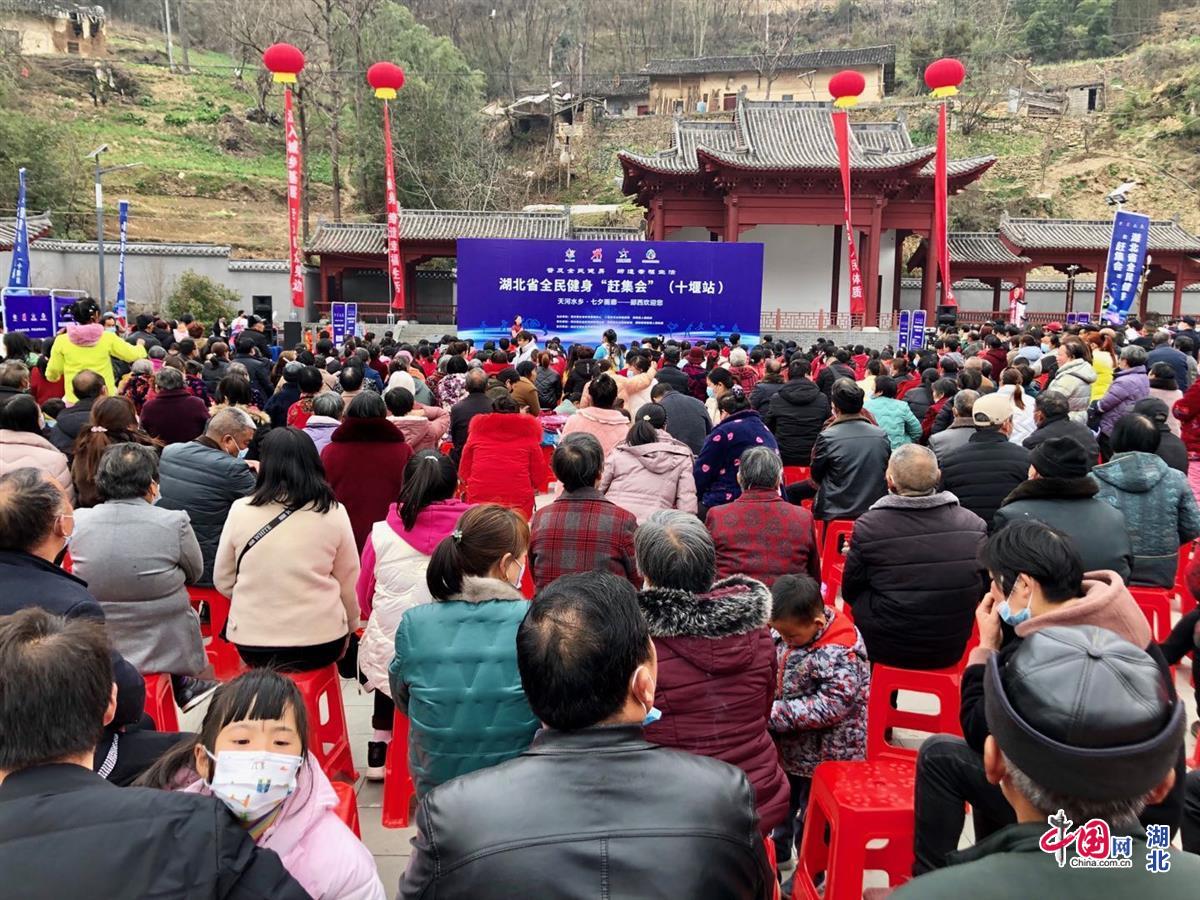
[933,101,956,306]
[382,101,405,313]
[284,87,303,309]
[831,110,865,316]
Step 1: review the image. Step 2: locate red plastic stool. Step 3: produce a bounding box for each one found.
[438,441,453,456]
[764,834,782,900]
[285,666,358,783]
[783,465,811,486]
[382,708,416,828]
[1131,587,1173,643]
[1175,542,1197,616]
[143,673,180,732]
[867,664,963,761]
[793,759,915,900]
[331,780,362,838]
[190,587,245,681]
[819,520,855,607]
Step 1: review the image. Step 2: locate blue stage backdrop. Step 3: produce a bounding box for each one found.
[456,238,764,345]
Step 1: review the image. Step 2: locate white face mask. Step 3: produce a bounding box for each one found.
[205,749,301,822]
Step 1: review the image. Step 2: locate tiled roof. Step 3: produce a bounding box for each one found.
[572,226,645,241]
[581,75,649,98]
[228,259,288,272]
[1001,217,1200,253]
[645,45,895,77]
[0,212,53,251]
[306,209,572,255]
[947,233,1031,265]
[31,238,230,256]
[620,99,995,184]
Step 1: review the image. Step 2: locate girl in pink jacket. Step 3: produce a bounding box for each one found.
[138,670,385,900]
[600,404,697,522]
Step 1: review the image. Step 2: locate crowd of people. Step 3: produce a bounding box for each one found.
[1,300,1200,898]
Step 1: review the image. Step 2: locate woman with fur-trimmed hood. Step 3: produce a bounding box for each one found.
[634,510,789,836]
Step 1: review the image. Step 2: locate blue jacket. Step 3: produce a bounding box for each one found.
[390,576,538,796]
[863,396,922,449]
[693,409,779,509]
[1091,451,1200,586]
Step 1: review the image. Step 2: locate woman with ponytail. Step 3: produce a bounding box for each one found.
[388,503,537,796]
[356,450,472,779]
[70,395,160,508]
[998,367,1036,444]
[600,403,697,522]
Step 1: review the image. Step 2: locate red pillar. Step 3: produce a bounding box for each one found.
[892,230,907,316]
[1172,267,1185,318]
[920,242,937,315]
[724,194,740,242]
[1093,269,1105,318]
[651,196,665,241]
[991,280,1002,315]
[1138,277,1151,320]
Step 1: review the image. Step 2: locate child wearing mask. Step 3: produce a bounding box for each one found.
[768,575,870,866]
[137,670,385,900]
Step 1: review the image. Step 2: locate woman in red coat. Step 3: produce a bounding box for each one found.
[459,395,548,519]
[321,392,413,552]
[633,509,789,836]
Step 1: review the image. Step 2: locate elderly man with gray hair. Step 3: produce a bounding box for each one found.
[635,509,791,837]
[929,389,979,465]
[841,443,988,670]
[159,406,259,587]
[71,443,217,712]
[706,446,820,588]
[138,365,209,445]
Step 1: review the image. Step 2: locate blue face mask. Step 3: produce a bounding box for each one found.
[998,582,1031,627]
[642,706,662,727]
[237,447,250,459]
[706,386,715,398]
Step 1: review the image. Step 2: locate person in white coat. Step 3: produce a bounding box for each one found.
[356,450,472,779]
[997,368,1036,445]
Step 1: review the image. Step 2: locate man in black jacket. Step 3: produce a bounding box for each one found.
[815,348,856,396]
[231,337,274,402]
[240,315,273,358]
[397,572,774,900]
[654,345,689,394]
[940,393,1030,531]
[124,314,162,350]
[1133,397,1189,474]
[1021,390,1099,460]
[49,370,104,455]
[809,379,890,520]
[652,382,712,455]
[0,607,310,899]
[843,444,987,669]
[994,436,1132,580]
[449,367,495,462]
[765,357,830,466]
[749,358,786,412]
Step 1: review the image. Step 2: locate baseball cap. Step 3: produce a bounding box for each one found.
[972,392,1013,426]
[1045,321,1063,333]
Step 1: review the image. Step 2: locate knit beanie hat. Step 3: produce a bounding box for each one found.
[1030,436,1090,479]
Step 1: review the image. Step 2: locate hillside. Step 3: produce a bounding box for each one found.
[2,10,1199,254]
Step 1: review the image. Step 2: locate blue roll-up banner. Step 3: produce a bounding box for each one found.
[1102,210,1151,324]
[114,199,129,319]
[7,168,30,289]
[910,309,927,348]
[896,309,912,351]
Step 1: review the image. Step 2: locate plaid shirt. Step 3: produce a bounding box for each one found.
[530,488,639,590]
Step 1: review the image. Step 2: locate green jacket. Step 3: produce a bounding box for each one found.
[389,576,538,796]
[892,821,1200,899]
[864,396,922,450]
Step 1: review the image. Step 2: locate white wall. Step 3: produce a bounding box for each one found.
[665,227,712,242]
[740,225,833,315]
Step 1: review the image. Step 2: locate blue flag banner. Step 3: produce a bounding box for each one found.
[896,309,912,351]
[456,238,764,344]
[7,168,30,289]
[1103,211,1151,324]
[114,200,129,318]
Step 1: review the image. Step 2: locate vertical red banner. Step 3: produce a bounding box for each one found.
[284,87,304,309]
[933,101,955,306]
[832,110,865,317]
[382,101,405,314]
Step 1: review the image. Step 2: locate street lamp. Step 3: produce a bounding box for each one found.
[86,145,142,306]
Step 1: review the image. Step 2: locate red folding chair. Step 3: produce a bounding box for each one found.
[143,673,180,732]
[331,780,362,838]
[285,666,358,783]
[1175,541,1197,617]
[819,520,855,608]
[382,708,416,828]
[1130,587,1174,644]
[190,587,245,681]
[764,834,782,900]
[866,664,964,761]
[783,465,811,486]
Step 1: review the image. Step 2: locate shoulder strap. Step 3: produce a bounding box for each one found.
[235,508,295,576]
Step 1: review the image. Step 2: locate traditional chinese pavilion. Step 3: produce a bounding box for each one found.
[618,98,996,328]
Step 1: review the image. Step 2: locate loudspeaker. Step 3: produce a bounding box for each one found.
[936,304,958,327]
[251,296,273,321]
[283,321,302,349]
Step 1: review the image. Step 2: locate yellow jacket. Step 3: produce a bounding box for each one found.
[46,325,148,402]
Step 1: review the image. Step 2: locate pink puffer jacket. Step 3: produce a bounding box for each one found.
[0,429,74,502]
[599,434,697,523]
